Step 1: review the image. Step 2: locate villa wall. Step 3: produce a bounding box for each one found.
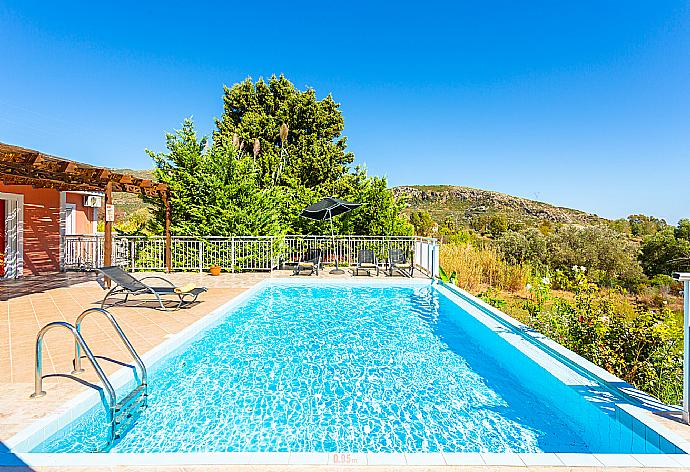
[0,183,61,275]
[0,199,4,276]
[0,184,98,276]
[65,192,97,234]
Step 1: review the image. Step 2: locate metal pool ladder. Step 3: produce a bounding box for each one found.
[30,308,148,446]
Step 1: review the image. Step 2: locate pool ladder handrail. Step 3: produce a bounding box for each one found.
[30,321,118,441]
[30,308,148,446]
[74,307,148,442]
[73,308,147,387]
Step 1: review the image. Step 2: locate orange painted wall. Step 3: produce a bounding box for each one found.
[0,185,98,275]
[65,192,96,234]
[0,183,61,275]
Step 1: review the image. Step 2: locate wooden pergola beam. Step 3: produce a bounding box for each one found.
[0,141,172,273]
[0,174,102,192]
[104,181,113,284]
[0,142,168,198]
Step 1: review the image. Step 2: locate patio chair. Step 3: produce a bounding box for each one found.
[97,266,207,311]
[387,248,414,277]
[293,250,322,276]
[352,249,379,276]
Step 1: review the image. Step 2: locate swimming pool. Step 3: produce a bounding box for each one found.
[23,280,685,456]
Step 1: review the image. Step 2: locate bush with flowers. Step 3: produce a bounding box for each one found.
[522,267,683,404]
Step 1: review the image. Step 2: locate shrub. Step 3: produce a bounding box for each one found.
[496,228,547,265]
[494,224,642,289]
[477,288,507,308]
[545,225,643,286]
[609,218,632,235]
[441,229,479,246]
[525,270,683,405]
[115,208,152,236]
[650,274,674,288]
[488,213,508,237]
[639,228,690,277]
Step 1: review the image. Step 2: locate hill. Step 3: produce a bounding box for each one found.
[107,172,610,230]
[393,185,608,229]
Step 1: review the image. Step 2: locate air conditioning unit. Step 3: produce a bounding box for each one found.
[84,195,103,207]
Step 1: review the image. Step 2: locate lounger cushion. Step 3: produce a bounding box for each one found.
[298,262,315,267]
[393,262,412,268]
[150,287,208,296]
[360,263,377,268]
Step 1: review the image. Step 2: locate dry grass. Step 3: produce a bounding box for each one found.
[440,243,531,292]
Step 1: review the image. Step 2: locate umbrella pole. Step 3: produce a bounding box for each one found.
[329,208,344,275]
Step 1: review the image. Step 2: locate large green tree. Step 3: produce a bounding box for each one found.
[639,227,690,276]
[147,119,284,236]
[214,75,353,190]
[147,76,412,236]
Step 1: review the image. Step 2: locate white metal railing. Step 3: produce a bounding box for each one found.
[63,235,127,271]
[63,235,439,277]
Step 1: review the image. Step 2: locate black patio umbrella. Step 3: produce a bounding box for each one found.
[300,197,361,274]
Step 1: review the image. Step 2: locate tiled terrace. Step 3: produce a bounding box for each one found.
[1,270,690,471]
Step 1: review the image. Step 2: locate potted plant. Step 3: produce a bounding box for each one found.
[209,264,222,276]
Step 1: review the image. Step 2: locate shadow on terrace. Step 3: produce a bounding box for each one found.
[0,272,97,301]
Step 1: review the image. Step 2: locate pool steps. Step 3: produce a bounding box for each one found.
[29,307,148,449]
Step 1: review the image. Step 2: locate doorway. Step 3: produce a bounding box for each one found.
[65,203,76,235]
[0,192,24,279]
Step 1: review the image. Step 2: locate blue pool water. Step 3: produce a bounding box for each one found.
[34,283,674,453]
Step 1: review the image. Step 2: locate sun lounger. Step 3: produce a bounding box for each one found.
[293,250,322,276]
[97,266,207,311]
[387,248,414,277]
[353,249,379,276]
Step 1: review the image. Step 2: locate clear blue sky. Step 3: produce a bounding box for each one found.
[1,1,688,223]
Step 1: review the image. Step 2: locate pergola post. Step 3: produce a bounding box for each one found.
[163,192,172,273]
[103,181,113,287]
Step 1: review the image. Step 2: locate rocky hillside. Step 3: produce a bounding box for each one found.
[393,185,608,228]
[108,171,609,230]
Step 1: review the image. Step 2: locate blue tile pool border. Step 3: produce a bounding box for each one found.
[3,277,690,468]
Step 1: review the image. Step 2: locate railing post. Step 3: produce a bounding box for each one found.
[433,239,440,278]
[130,240,135,272]
[199,240,204,273]
[348,236,352,266]
[231,237,235,273]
